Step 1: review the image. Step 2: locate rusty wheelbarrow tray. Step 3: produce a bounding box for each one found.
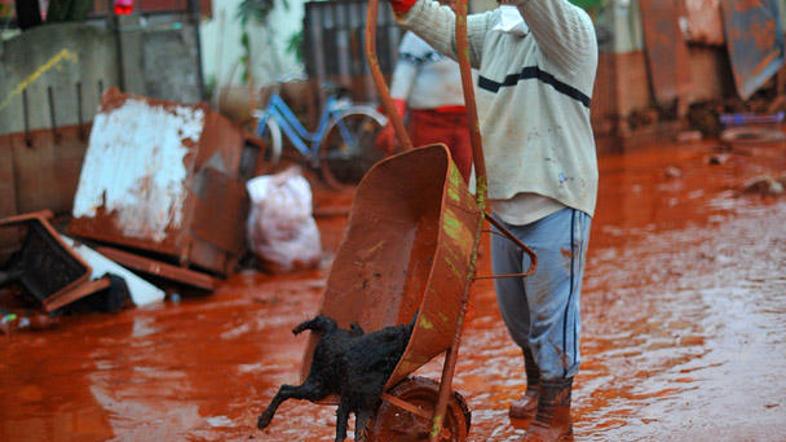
[300,0,538,440]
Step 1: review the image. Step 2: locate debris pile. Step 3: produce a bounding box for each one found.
[0,88,280,325]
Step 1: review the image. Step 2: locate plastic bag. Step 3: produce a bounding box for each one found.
[246,167,322,274]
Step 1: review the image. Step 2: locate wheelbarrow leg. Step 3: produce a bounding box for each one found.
[431,229,481,441]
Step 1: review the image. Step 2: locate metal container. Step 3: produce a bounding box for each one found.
[68,88,249,275]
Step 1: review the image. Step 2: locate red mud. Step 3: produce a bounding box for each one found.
[2,140,786,441]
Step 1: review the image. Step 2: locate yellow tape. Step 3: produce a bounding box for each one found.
[0,48,79,112]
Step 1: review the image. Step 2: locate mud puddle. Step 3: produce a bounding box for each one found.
[1,141,785,441]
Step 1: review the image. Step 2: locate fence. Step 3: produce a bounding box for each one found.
[303,0,402,103]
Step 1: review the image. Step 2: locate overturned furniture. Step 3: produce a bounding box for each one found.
[68,89,253,289]
[0,210,166,312]
[0,211,92,312]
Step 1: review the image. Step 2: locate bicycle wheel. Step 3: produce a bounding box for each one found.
[319,107,386,189]
[256,117,283,165]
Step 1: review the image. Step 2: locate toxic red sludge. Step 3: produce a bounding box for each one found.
[1,138,785,440]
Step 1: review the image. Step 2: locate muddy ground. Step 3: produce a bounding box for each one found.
[1,139,785,441]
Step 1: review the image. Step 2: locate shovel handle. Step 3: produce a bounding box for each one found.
[365,0,414,151]
[455,0,487,210]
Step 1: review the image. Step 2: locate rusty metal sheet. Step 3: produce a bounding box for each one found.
[721,0,786,99]
[191,167,248,256]
[69,88,247,275]
[640,0,693,107]
[684,0,725,45]
[69,88,204,255]
[298,145,483,388]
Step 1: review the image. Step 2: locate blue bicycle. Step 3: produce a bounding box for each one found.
[254,86,388,188]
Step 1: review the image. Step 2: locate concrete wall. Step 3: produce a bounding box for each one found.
[0,23,117,135]
[0,17,204,235]
[0,18,203,136]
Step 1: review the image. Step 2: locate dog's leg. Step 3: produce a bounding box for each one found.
[257,382,327,430]
[354,408,373,442]
[334,398,351,442]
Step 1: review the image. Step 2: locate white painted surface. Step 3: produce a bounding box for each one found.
[61,236,166,307]
[199,0,306,88]
[72,99,205,243]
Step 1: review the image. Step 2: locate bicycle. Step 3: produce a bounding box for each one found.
[253,85,388,188]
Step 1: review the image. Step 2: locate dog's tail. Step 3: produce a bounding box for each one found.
[292,315,338,336]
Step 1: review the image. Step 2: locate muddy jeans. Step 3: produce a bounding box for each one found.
[491,207,591,380]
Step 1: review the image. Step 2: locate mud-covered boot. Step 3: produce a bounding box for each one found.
[521,377,573,442]
[509,347,541,420]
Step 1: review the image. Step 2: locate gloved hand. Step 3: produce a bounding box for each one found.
[389,0,418,15]
[374,99,408,154]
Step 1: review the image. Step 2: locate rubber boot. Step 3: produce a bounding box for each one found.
[521,377,574,442]
[509,347,541,420]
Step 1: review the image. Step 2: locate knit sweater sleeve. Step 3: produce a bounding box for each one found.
[517,0,597,77]
[396,0,493,69]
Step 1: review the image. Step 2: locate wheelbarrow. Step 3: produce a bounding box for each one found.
[300,1,539,440]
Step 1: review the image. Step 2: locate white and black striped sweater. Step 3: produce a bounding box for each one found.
[398,0,599,223]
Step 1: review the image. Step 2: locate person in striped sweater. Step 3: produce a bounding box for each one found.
[385,0,599,440]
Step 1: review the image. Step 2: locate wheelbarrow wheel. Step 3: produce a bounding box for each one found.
[367,376,471,442]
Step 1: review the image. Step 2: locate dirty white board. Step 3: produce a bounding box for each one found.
[61,236,165,307]
[71,98,205,242]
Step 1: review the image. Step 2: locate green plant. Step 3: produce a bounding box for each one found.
[236,0,289,25]
[236,0,290,83]
[285,30,303,64]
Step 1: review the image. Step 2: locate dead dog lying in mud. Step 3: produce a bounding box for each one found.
[257,313,416,441]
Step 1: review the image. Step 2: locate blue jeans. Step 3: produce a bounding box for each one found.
[491,207,591,380]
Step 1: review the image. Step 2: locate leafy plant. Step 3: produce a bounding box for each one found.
[236,0,288,25]
[285,30,303,64]
[236,0,290,83]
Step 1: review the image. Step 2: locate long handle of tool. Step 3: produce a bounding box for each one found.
[455,0,487,210]
[365,0,414,151]
[428,3,485,441]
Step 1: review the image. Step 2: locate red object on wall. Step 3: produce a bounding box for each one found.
[114,0,133,15]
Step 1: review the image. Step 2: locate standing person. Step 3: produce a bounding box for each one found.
[385,0,598,440]
[376,29,473,182]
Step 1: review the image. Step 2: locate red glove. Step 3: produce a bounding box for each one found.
[390,0,418,15]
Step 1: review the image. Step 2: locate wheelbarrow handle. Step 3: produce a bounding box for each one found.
[479,214,539,278]
[365,0,414,151]
[454,0,488,210]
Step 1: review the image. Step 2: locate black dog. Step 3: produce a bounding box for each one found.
[257,313,416,441]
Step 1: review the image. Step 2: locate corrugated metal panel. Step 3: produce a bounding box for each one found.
[640,0,692,106]
[304,0,400,101]
[684,0,725,45]
[721,0,785,99]
[69,88,248,275]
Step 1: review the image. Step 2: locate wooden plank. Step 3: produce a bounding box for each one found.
[44,277,111,312]
[96,246,218,290]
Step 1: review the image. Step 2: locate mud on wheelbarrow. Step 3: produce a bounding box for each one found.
[298,0,538,439]
[302,144,481,440]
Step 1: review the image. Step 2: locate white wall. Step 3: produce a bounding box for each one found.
[200,0,306,92]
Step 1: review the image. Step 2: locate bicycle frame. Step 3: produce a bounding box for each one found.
[256,93,359,166]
